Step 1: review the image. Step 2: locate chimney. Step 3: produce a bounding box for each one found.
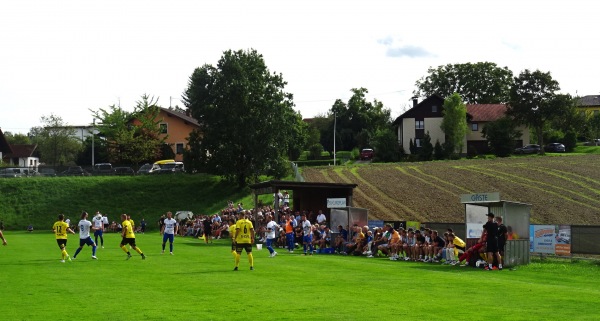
[412,96,418,107]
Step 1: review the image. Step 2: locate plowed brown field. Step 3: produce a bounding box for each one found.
[302,155,600,225]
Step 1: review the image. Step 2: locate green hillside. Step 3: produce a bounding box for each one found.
[0,174,254,230]
[303,154,600,225]
[2,153,600,230]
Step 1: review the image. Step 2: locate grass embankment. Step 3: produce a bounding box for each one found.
[0,232,598,320]
[0,174,262,230]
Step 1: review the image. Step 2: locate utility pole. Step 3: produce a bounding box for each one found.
[91,118,95,166]
[333,112,336,166]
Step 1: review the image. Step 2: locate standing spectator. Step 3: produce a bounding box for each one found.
[483,213,501,270]
[157,214,165,233]
[302,214,313,255]
[102,214,109,232]
[73,211,98,260]
[285,214,295,253]
[265,215,280,257]
[203,215,213,244]
[496,216,508,265]
[316,210,327,225]
[92,212,104,248]
[52,214,75,262]
[119,213,145,260]
[161,211,178,255]
[283,191,290,207]
[140,218,147,234]
[233,211,255,271]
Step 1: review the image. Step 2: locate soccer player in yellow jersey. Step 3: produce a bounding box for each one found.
[52,214,75,263]
[233,211,255,271]
[120,214,145,260]
[227,218,237,260]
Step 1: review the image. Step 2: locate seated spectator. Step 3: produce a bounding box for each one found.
[444,232,466,264]
[311,224,322,251]
[403,230,416,261]
[334,225,348,253]
[318,226,331,250]
[430,230,446,262]
[458,230,487,266]
[375,225,392,258]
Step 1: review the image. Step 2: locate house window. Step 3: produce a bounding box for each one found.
[415,138,422,148]
[176,143,184,155]
[432,105,438,113]
[415,120,424,129]
[471,123,479,131]
[159,123,168,134]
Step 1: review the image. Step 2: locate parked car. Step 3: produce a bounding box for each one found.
[114,167,135,176]
[2,168,39,177]
[545,143,566,153]
[38,168,57,177]
[514,144,540,154]
[584,139,600,146]
[155,161,185,174]
[0,168,22,178]
[137,163,160,175]
[360,148,374,160]
[60,166,89,176]
[93,163,114,175]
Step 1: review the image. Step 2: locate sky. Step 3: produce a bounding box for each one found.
[1,0,598,135]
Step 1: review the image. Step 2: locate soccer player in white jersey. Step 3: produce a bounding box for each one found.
[161,211,178,255]
[73,211,98,260]
[93,211,105,248]
[265,214,280,258]
[301,214,313,255]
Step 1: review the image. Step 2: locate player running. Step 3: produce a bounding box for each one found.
[120,213,145,260]
[73,211,98,260]
[52,214,75,263]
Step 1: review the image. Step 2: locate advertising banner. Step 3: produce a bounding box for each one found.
[530,225,556,254]
[555,225,571,256]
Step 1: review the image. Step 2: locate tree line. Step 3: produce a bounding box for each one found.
[3,53,598,187]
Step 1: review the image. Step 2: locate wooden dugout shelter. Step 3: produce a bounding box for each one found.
[249,180,358,221]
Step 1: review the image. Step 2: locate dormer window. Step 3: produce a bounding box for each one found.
[432,105,438,113]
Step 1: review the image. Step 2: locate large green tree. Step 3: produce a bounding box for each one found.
[507,69,569,154]
[182,49,306,187]
[3,132,31,145]
[324,88,391,152]
[91,95,165,166]
[481,117,522,157]
[414,62,513,103]
[29,114,82,166]
[441,93,468,156]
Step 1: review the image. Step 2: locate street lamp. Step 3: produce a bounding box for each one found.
[333,111,337,166]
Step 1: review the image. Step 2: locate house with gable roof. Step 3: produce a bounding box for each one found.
[392,95,530,155]
[0,128,39,168]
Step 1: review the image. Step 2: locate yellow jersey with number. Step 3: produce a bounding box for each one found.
[53,221,69,239]
[122,220,135,238]
[235,219,253,244]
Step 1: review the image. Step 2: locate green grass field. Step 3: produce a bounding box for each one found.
[1,231,599,320]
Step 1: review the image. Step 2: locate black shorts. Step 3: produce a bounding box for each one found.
[486,237,499,253]
[56,239,67,248]
[120,237,136,247]
[235,243,252,254]
[498,240,506,252]
[231,242,235,251]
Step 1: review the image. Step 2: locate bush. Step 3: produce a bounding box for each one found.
[295,159,340,167]
[335,151,352,161]
[309,143,324,160]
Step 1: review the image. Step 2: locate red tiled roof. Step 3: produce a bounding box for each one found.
[6,144,37,158]
[466,104,507,122]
